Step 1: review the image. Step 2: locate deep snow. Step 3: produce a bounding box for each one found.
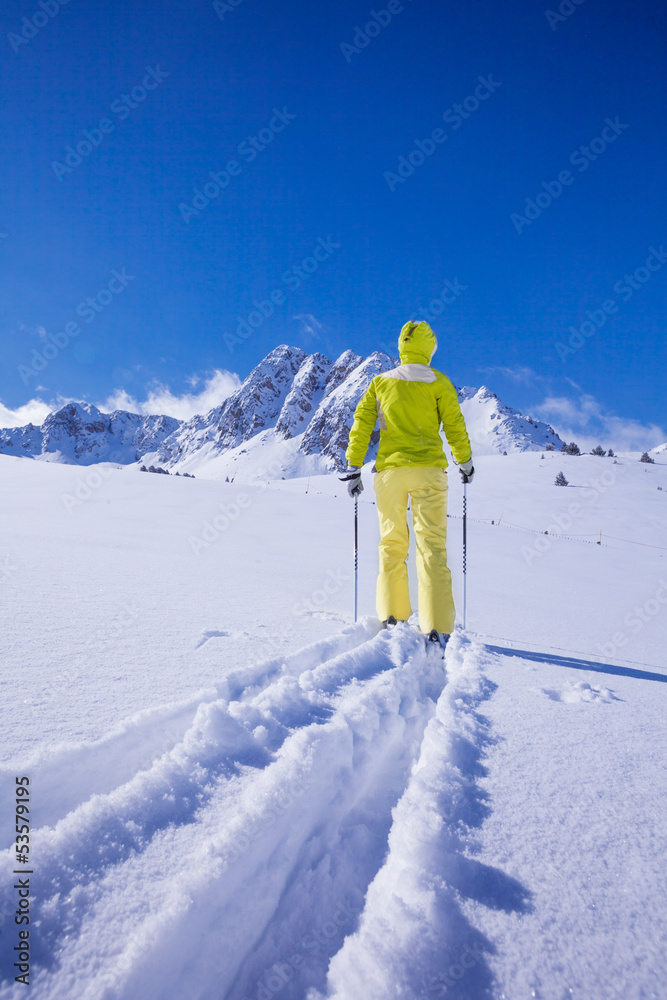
[0,451,665,999]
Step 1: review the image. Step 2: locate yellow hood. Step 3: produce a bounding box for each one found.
[398,320,437,365]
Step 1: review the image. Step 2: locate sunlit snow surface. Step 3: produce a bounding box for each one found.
[0,452,665,1000]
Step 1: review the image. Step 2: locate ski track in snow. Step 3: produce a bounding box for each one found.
[0,623,509,1000]
[0,621,378,842]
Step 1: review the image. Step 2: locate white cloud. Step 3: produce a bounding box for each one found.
[293,313,324,338]
[0,397,57,428]
[478,365,544,387]
[533,393,666,452]
[291,313,339,357]
[0,370,241,430]
[99,369,240,421]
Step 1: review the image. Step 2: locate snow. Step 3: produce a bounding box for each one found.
[468,648,666,1000]
[1,449,666,999]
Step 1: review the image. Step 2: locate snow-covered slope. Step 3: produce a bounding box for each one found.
[0,451,665,1000]
[0,402,181,465]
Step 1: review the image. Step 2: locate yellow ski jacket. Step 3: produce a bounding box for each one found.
[345,321,472,471]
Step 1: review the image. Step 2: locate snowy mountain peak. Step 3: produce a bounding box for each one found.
[151,345,310,464]
[50,400,103,422]
[475,385,498,400]
[42,401,106,443]
[0,402,181,466]
[461,384,562,455]
[0,346,565,474]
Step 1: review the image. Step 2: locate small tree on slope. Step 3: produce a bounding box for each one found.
[555,471,569,486]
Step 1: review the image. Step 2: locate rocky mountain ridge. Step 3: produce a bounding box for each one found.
[0,402,180,466]
[0,346,565,474]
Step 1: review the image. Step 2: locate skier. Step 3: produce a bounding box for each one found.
[341,320,474,646]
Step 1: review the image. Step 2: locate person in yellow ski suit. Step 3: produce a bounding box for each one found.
[343,320,474,639]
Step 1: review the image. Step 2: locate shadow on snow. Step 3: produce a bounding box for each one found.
[486,645,667,684]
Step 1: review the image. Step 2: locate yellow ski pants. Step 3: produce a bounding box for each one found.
[374,465,455,634]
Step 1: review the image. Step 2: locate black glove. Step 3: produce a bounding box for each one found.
[459,459,475,484]
[339,465,363,498]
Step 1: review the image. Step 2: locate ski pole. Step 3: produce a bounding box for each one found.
[462,483,467,630]
[354,495,359,622]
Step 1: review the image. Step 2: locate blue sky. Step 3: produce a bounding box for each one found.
[1,0,666,449]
